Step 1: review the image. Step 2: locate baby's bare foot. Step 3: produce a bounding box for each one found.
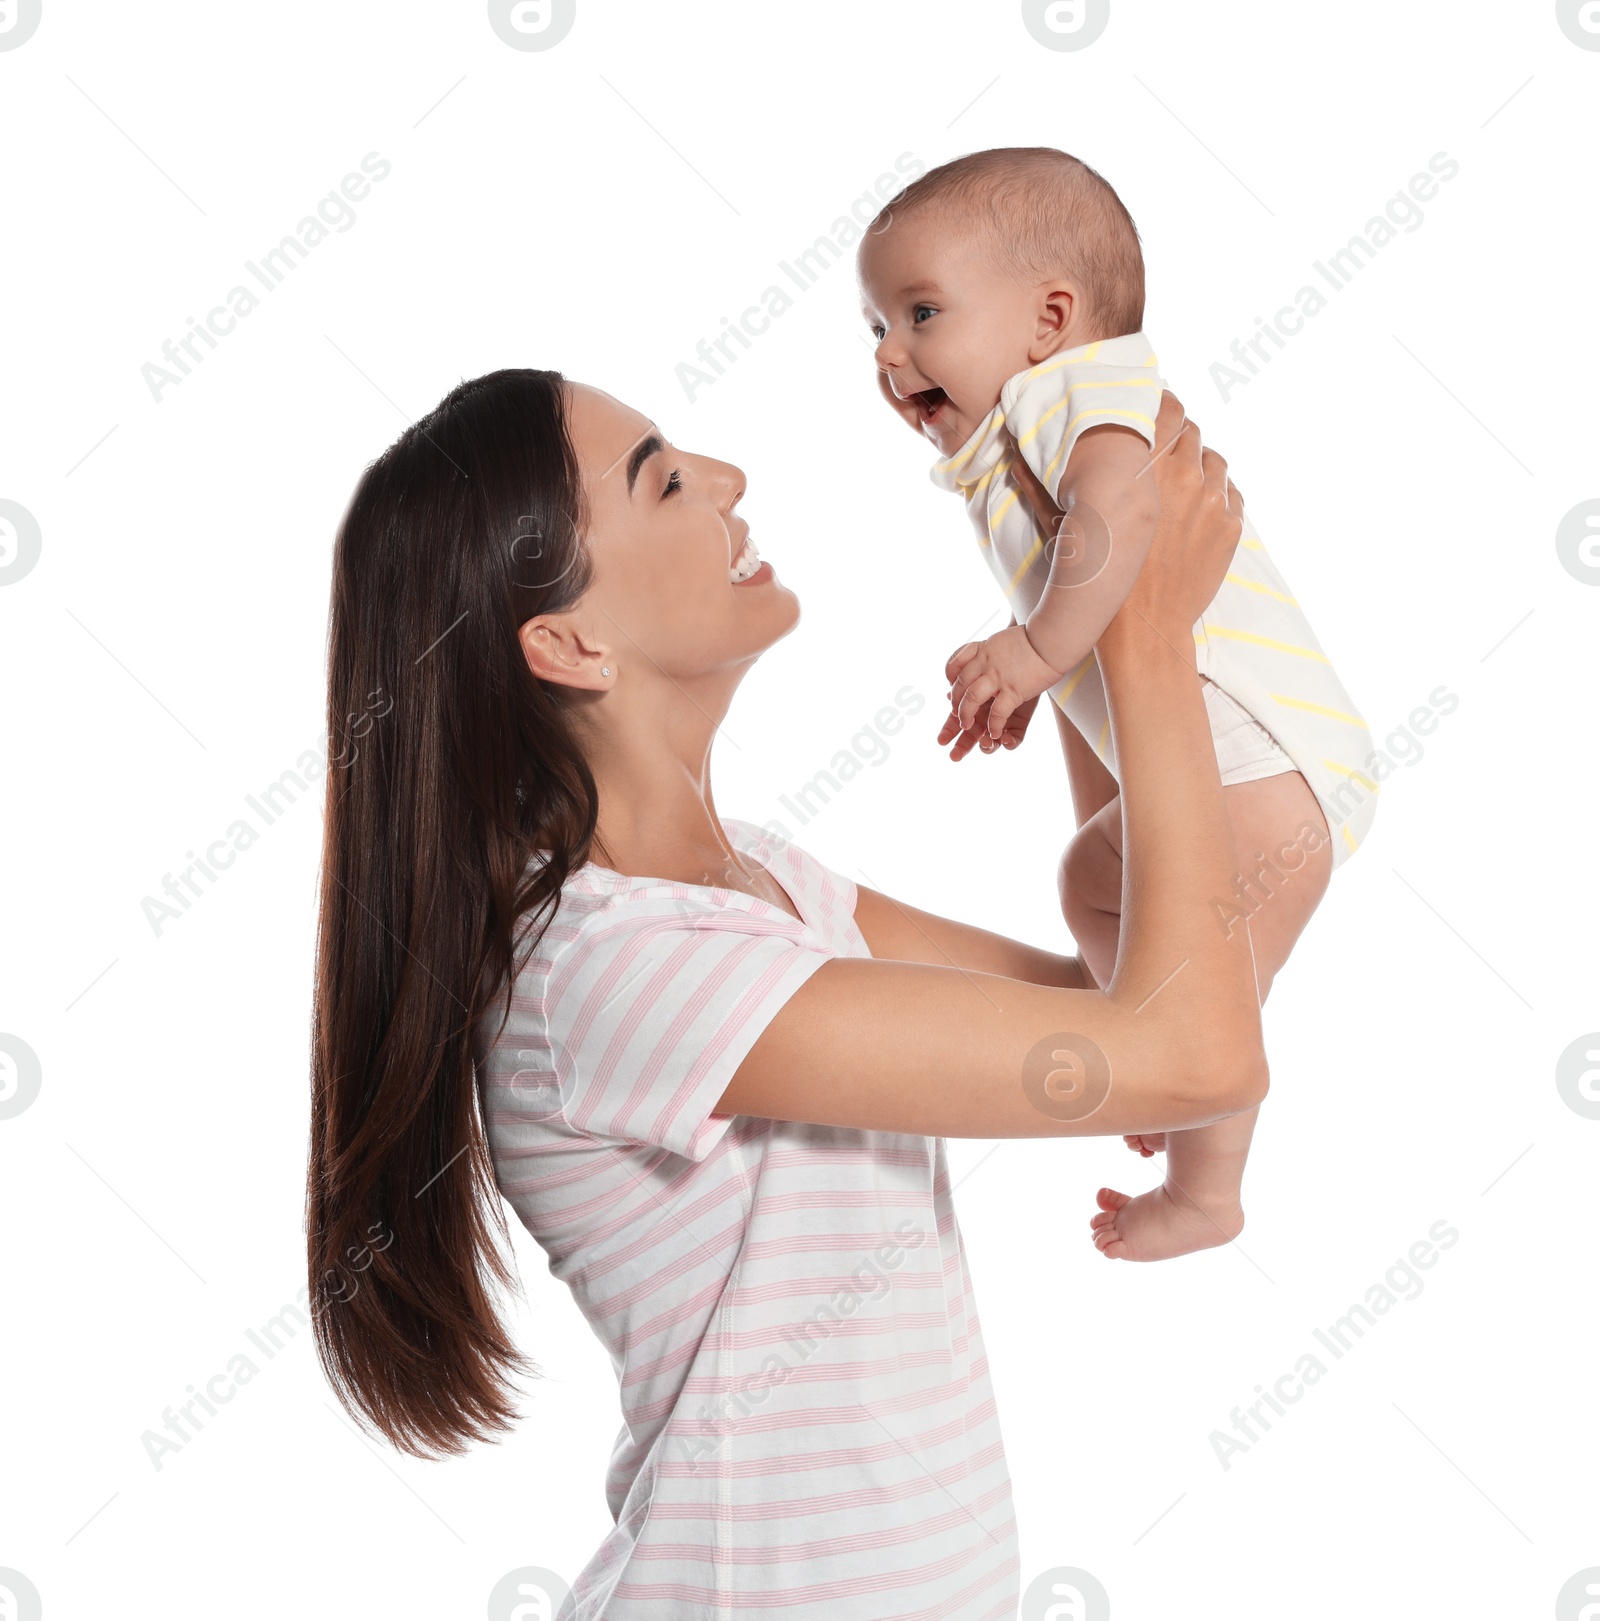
[1088,1183,1245,1262]
[1123,1133,1167,1157]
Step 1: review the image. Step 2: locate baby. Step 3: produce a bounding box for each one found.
[857,147,1378,1262]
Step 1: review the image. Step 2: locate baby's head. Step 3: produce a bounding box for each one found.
[857,147,1144,456]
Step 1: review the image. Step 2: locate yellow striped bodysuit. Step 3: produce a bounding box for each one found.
[930,331,1377,866]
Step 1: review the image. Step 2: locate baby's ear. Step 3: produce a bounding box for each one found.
[1029,283,1080,362]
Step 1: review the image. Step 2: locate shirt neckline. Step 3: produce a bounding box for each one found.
[576,818,814,935]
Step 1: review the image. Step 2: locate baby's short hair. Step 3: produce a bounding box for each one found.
[875,147,1145,335]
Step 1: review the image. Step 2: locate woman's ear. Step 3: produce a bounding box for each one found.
[1028,282,1081,363]
[519,612,615,692]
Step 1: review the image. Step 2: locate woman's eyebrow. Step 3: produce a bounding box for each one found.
[625,432,665,496]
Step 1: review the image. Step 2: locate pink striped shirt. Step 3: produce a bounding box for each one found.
[478,818,1019,1618]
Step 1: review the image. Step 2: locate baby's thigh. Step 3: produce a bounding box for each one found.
[1060,797,1125,920]
[1059,798,1125,987]
[1221,770,1333,985]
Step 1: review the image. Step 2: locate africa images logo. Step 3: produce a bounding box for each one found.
[1021,0,1110,51]
[488,0,576,51]
[0,0,43,50]
[0,500,42,585]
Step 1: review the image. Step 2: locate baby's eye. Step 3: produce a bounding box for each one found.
[913,305,936,324]
[868,322,886,340]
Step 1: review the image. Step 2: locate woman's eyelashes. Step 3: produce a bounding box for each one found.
[663,467,683,498]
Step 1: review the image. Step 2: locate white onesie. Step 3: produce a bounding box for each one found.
[930,332,1378,866]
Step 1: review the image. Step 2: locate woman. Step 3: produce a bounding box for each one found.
[307,369,1263,1619]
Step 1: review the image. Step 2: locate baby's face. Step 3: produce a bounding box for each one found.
[858,214,1049,457]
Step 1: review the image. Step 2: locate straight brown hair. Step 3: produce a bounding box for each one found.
[307,368,596,1457]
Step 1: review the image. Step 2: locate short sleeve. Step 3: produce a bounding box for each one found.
[1001,333,1164,499]
[509,896,837,1161]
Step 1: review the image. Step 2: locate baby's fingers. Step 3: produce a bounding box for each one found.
[985,688,1021,743]
[944,641,981,683]
[954,670,1000,734]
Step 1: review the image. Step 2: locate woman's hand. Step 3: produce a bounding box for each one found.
[1101,391,1243,659]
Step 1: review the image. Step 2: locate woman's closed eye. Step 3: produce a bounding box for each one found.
[663,467,683,498]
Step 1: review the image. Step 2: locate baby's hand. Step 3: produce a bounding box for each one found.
[937,691,1041,760]
[943,627,1062,748]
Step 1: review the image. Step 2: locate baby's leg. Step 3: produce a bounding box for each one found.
[1066,770,1332,1260]
[1058,801,1124,990]
[1211,768,1333,1000]
[1062,771,1331,986]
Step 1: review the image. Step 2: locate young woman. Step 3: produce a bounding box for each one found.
[307,370,1263,1619]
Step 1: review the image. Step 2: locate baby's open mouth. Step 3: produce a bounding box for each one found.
[910,386,948,425]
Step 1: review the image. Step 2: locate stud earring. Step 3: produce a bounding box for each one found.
[601,666,611,677]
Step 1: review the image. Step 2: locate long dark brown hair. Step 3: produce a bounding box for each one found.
[307,368,598,1457]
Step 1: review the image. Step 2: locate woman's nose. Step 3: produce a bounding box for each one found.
[708,457,746,511]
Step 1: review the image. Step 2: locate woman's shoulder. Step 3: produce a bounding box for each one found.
[722,817,860,937]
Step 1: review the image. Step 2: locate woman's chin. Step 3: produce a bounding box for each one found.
[747,574,803,642]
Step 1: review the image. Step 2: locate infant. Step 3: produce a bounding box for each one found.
[856,147,1377,1262]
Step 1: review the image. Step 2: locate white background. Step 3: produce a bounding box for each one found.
[2,2,1596,1617]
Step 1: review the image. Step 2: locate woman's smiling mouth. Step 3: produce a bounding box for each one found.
[729,533,767,584]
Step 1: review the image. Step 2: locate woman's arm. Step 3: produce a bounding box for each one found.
[852,882,1088,988]
[850,697,1111,981]
[717,393,1264,1141]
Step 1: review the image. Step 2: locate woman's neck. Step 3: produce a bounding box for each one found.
[577,672,800,918]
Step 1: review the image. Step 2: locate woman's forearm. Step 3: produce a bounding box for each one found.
[1096,615,1263,1061]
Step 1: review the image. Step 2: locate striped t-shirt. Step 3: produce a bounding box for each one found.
[477,817,1019,1619]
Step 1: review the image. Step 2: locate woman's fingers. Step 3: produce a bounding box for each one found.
[1199,448,1242,549]
[942,703,991,761]
[1176,417,1206,480]
[1150,391,1189,463]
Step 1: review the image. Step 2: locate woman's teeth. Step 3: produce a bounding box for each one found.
[729,535,762,583]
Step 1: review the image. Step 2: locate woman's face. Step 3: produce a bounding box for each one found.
[535,384,800,697]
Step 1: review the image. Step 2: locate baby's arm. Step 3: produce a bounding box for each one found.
[941,616,1050,759]
[948,424,1160,745]
[1021,423,1159,675]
